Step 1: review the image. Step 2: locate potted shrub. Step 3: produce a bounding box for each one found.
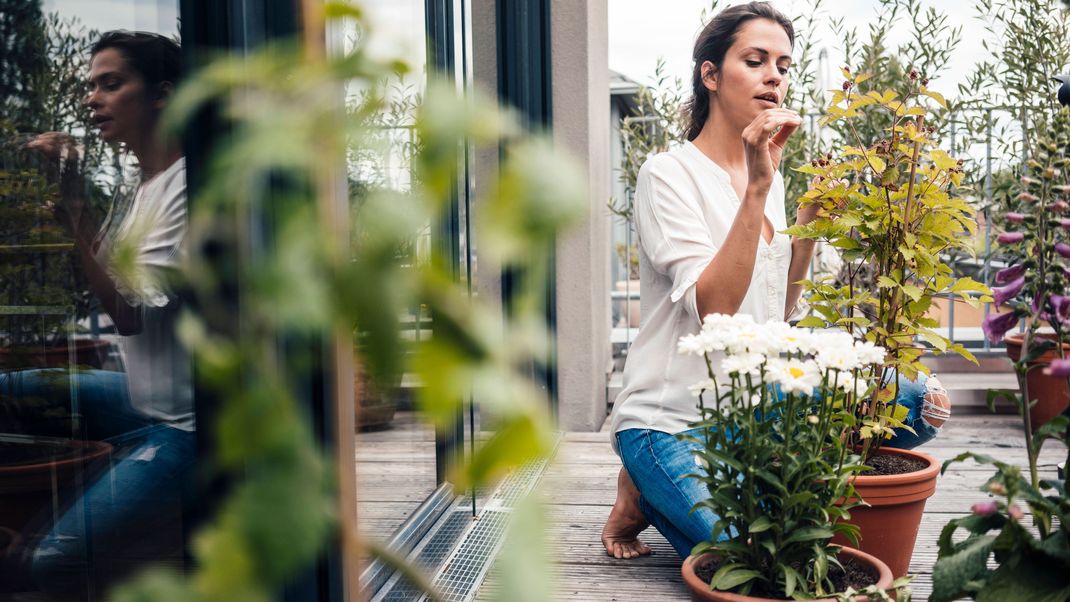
[677,314,903,600]
[785,70,992,576]
[0,15,114,371]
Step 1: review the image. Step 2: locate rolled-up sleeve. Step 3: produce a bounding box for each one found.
[634,157,719,325]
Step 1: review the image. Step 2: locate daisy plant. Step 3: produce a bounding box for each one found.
[679,313,885,599]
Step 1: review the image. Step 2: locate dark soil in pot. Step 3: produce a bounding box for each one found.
[864,453,928,475]
[693,555,878,599]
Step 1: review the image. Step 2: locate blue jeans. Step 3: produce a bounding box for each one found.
[0,369,196,596]
[616,373,944,558]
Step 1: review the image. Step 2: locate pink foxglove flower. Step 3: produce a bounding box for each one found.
[1005,212,1026,223]
[982,311,1019,344]
[1043,358,1070,377]
[997,232,1024,244]
[995,264,1025,284]
[992,277,1025,306]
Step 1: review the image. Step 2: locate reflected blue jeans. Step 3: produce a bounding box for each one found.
[0,369,196,596]
[616,373,944,558]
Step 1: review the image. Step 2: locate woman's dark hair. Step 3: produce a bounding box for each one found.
[90,31,182,89]
[683,2,794,141]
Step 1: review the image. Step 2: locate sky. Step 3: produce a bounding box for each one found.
[608,0,985,108]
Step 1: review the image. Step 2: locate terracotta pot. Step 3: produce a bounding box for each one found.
[353,361,396,429]
[0,339,111,370]
[1004,332,1070,431]
[0,438,113,534]
[681,546,893,601]
[832,446,939,578]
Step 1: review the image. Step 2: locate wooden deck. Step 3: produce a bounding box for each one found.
[356,412,1066,600]
[536,414,1067,601]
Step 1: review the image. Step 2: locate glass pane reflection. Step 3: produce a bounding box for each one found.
[342,0,441,550]
[1,3,189,600]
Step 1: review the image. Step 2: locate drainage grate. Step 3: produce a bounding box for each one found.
[375,511,474,602]
[371,435,559,602]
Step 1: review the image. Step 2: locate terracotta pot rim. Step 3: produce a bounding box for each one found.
[0,439,112,475]
[851,446,939,486]
[1004,332,1070,348]
[681,545,894,602]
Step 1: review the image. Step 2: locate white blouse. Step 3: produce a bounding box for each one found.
[609,141,792,445]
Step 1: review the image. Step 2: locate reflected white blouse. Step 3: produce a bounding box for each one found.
[609,141,792,448]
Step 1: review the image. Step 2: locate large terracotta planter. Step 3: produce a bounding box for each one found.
[0,438,113,534]
[1004,332,1070,431]
[832,446,939,578]
[354,360,397,429]
[681,546,893,601]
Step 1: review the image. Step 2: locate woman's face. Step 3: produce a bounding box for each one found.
[84,48,160,146]
[703,18,793,129]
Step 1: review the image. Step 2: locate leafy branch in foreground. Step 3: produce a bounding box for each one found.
[109,3,583,601]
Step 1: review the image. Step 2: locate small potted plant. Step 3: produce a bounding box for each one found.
[677,313,901,600]
[785,69,992,576]
[981,105,1070,432]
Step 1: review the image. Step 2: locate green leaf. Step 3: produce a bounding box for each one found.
[783,527,834,545]
[931,534,997,602]
[796,316,828,328]
[749,516,774,534]
[901,284,923,302]
[877,276,899,289]
[710,565,763,591]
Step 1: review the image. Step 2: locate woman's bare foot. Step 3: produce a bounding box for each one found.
[601,467,653,559]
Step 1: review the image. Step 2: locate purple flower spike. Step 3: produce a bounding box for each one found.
[995,264,1025,284]
[1057,243,1070,259]
[997,232,1025,244]
[1005,212,1026,223]
[971,500,998,516]
[992,276,1025,306]
[1043,358,1070,377]
[982,311,1019,344]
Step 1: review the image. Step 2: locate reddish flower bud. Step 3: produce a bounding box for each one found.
[1060,218,1070,230]
[1007,505,1025,521]
[1004,212,1026,223]
[1018,192,1039,203]
[988,482,1006,495]
[997,232,1024,244]
[971,500,998,516]
[1054,200,1069,213]
[1057,242,1070,258]
[842,80,852,91]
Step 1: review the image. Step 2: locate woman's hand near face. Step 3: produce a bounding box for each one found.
[24,132,90,234]
[741,108,801,195]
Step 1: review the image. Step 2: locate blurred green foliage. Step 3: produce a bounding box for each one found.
[110,2,583,601]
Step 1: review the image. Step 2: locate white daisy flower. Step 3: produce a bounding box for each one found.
[721,352,765,378]
[768,358,821,395]
[689,378,717,397]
